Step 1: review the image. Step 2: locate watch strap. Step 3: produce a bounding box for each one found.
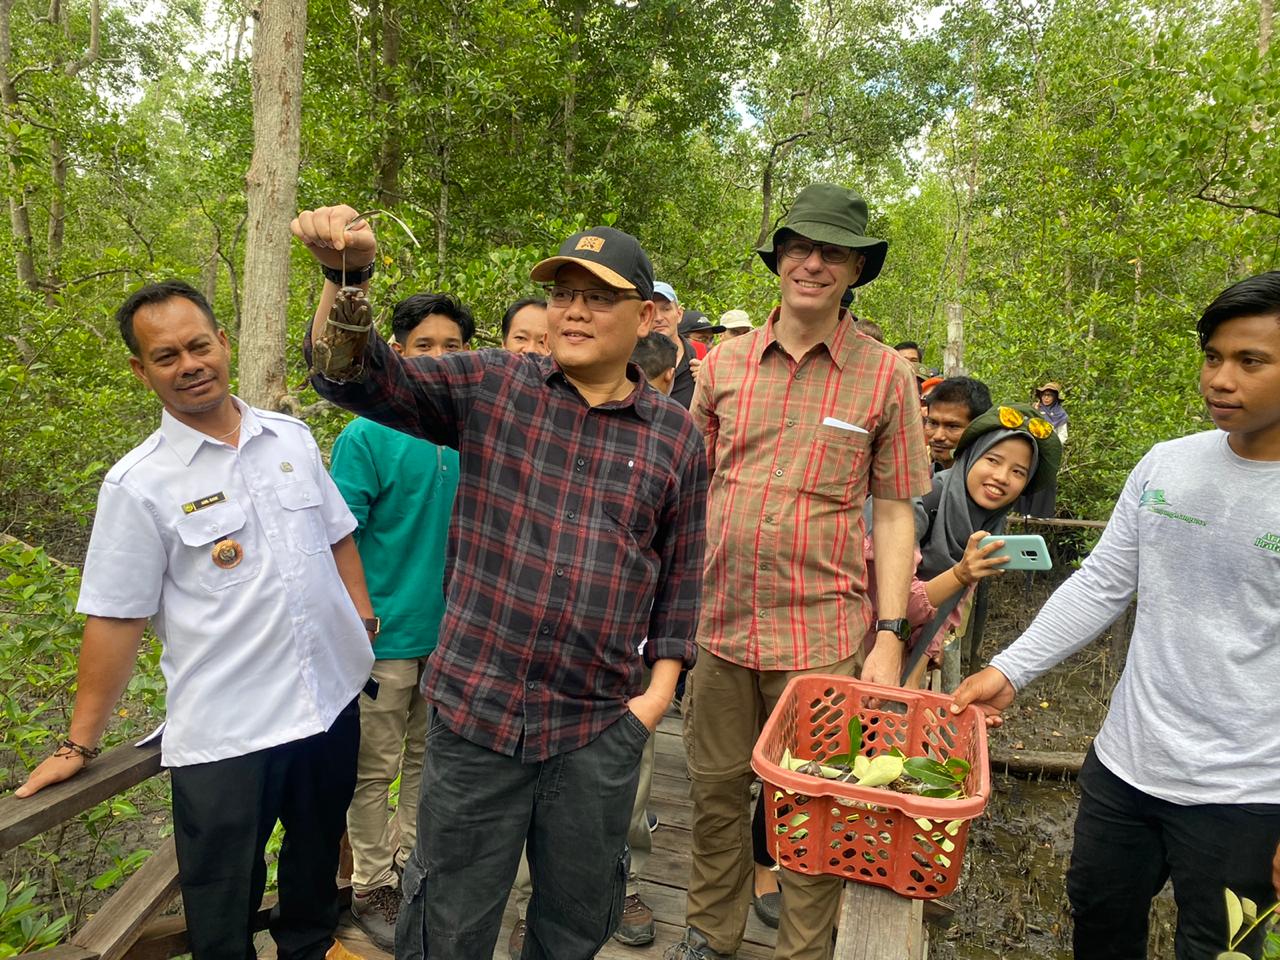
[322,261,376,287]
[363,616,381,635]
[874,618,911,643]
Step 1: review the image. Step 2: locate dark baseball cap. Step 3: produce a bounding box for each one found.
[530,227,655,300]
[678,310,725,336]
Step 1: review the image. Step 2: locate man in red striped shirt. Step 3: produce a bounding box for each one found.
[673,184,933,960]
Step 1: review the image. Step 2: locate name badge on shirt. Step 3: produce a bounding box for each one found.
[181,491,227,514]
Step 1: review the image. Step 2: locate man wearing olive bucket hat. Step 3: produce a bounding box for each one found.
[673,184,932,960]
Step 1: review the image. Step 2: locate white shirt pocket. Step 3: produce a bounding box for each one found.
[275,479,329,555]
[175,500,260,591]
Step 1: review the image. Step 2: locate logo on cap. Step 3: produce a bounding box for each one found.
[575,236,605,252]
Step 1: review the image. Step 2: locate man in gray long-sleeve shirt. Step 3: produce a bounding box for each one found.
[954,270,1280,960]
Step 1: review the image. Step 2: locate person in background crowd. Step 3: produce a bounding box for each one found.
[954,270,1280,960]
[1034,381,1069,442]
[293,206,707,960]
[719,309,754,339]
[895,340,922,365]
[1018,380,1068,517]
[633,330,678,395]
[16,280,375,960]
[501,297,550,355]
[675,183,931,960]
[924,377,993,473]
[331,293,475,950]
[854,317,885,342]
[680,311,725,354]
[652,281,699,407]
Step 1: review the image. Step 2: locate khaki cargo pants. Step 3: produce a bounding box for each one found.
[684,648,859,960]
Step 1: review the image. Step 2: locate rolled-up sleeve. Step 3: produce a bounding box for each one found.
[644,433,708,668]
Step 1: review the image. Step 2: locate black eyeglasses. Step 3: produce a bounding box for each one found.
[542,285,641,311]
[778,237,855,265]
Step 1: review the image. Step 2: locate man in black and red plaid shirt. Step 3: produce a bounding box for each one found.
[293,205,707,960]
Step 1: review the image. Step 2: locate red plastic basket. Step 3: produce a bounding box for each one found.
[751,675,990,899]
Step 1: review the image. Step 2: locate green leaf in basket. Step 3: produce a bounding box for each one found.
[919,786,963,799]
[943,756,971,779]
[903,757,960,788]
[847,715,862,756]
[853,755,871,779]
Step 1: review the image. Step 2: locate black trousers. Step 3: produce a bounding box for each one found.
[1067,746,1280,960]
[396,708,645,960]
[169,699,360,960]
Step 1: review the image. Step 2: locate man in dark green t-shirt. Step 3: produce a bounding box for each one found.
[329,293,474,950]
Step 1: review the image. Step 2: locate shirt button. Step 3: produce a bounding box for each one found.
[758,610,767,618]
[774,468,784,478]
[566,510,575,520]
[576,457,586,466]
[764,515,774,524]
[526,681,539,690]
[795,373,804,381]
[556,567,565,577]
[540,625,550,635]
[786,419,795,427]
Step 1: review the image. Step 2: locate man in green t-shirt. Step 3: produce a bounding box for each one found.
[329,292,475,950]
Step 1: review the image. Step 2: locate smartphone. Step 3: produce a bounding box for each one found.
[979,533,1052,571]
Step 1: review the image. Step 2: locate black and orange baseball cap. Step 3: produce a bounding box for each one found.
[530,227,655,300]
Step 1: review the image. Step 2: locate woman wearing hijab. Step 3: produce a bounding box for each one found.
[863,402,1063,687]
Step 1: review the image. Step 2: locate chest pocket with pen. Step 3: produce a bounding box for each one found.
[275,479,329,555]
[795,422,872,504]
[175,500,261,591]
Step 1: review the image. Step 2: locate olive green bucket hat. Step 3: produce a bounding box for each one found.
[756,183,889,288]
[954,403,1063,494]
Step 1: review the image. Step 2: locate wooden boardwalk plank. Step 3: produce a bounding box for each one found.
[73,837,180,960]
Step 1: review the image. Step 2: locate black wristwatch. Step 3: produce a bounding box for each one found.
[363,616,381,636]
[874,618,911,644]
[322,261,376,287]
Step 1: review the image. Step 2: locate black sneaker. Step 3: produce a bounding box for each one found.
[350,885,399,951]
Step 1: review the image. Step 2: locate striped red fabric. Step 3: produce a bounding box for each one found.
[691,309,932,671]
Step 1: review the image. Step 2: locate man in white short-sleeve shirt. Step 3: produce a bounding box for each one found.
[15,280,376,960]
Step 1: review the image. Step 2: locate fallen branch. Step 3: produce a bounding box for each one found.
[989,748,1083,778]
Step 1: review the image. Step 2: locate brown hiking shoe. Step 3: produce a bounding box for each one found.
[350,884,399,951]
[613,892,656,946]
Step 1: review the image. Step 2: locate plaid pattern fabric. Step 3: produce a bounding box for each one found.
[309,334,707,761]
[690,309,931,671]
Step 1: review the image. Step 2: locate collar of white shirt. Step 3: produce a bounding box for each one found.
[160,396,275,465]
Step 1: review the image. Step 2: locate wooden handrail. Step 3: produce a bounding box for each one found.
[1008,514,1109,530]
[0,742,162,854]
